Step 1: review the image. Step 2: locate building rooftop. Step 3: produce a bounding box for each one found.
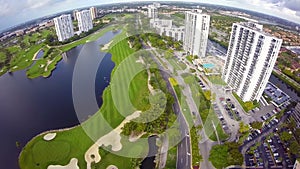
[264,82,290,107]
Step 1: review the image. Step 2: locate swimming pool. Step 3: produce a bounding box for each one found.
[203,63,215,69]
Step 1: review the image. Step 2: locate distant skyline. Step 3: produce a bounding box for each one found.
[0,0,300,32]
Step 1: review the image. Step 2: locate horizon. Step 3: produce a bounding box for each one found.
[1,0,300,33]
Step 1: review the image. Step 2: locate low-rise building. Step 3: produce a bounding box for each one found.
[263,82,290,108]
[150,19,184,41]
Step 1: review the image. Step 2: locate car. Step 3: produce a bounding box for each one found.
[274,153,279,157]
[261,115,267,120]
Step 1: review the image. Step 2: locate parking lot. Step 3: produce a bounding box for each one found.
[212,102,231,135]
[220,97,242,121]
[245,133,295,168]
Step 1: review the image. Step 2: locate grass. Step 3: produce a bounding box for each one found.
[232,92,259,112]
[9,44,44,72]
[191,126,202,166]
[168,58,183,71]
[207,75,227,86]
[26,48,62,79]
[19,36,150,169]
[165,146,177,169]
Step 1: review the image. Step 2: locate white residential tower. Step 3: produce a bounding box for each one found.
[148,5,158,19]
[90,7,97,20]
[222,22,282,102]
[53,14,74,42]
[184,10,210,57]
[76,10,93,33]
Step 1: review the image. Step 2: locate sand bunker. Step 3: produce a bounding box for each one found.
[101,41,113,50]
[106,165,118,169]
[129,132,146,142]
[85,111,141,169]
[43,133,56,141]
[47,158,79,169]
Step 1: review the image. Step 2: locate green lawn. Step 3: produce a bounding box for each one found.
[19,37,150,169]
[207,75,227,86]
[191,126,202,167]
[232,92,259,112]
[168,58,183,71]
[165,146,177,169]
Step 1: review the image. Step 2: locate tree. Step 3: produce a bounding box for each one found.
[280,131,292,142]
[226,142,243,166]
[239,122,250,133]
[250,121,263,130]
[209,145,229,169]
[289,141,300,156]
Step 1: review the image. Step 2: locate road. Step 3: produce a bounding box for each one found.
[151,48,216,169]
[147,47,192,169]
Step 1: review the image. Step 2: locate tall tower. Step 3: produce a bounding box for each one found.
[76,10,93,33]
[222,22,282,102]
[73,10,79,21]
[53,14,74,41]
[90,7,97,20]
[148,5,158,19]
[183,10,210,57]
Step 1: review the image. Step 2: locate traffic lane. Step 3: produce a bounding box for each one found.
[177,136,190,169]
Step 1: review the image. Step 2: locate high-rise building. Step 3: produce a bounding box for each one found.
[222,22,282,102]
[76,10,93,33]
[73,10,79,21]
[183,10,210,57]
[148,5,158,19]
[90,7,97,20]
[53,14,74,42]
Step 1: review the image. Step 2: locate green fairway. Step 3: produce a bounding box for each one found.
[26,48,62,79]
[19,36,151,169]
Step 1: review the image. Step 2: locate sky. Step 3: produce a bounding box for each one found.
[0,0,300,32]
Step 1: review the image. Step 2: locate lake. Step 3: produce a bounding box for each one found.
[0,30,119,169]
